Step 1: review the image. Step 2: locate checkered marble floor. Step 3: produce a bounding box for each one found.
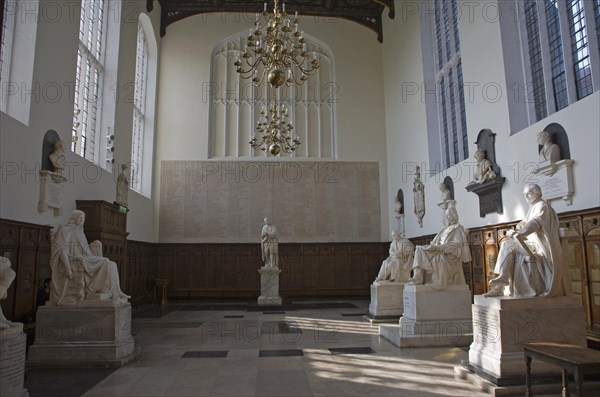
[26,299,492,397]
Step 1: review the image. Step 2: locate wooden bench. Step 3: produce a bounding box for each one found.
[522,342,600,397]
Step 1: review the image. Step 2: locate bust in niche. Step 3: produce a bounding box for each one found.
[48,140,66,175]
[537,130,562,164]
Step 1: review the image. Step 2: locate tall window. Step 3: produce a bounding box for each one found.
[1,0,17,112]
[422,0,468,170]
[508,0,599,130]
[209,31,336,158]
[1,0,38,124]
[131,14,157,197]
[72,1,120,167]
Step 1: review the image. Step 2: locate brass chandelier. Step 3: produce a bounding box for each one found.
[250,103,300,155]
[234,0,320,87]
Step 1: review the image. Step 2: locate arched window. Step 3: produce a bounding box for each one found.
[421,0,468,171]
[209,31,336,158]
[71,0,121,168]
[131,13,158,197]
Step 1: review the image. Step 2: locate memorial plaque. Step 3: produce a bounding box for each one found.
[159,161,381,243]
[466,177,506,217]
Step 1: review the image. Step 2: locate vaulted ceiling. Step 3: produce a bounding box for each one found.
[148,0,395,42]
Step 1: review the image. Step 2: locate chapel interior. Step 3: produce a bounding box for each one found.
[1,0,600,396]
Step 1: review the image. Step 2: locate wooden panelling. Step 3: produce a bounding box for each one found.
[0,219,51,322]
[155,242,388,298]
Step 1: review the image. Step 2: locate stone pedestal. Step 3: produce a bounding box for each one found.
[28,302,139,367]
[467,295,586,383]
[367,281,406,323]
[380,284,472,348]
[258,266,282,306]
[0,324,29,397]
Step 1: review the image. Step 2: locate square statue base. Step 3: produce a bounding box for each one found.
[27,302,139,367]
[258,266,282,306]
[0,323,29,397]
[366,281,407,323]
[467,295,586,383]
[380,284,472,348]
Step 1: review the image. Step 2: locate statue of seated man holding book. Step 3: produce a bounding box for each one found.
[484,184,571,298]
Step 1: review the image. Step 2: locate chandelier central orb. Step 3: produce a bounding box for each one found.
[250,103,300,155]
[234,0,320,87]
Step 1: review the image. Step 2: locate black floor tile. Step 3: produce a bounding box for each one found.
[259,349,304,357]
[340,312,368,317]
[224,315,244,318]
[133,321,203,328]
[25,368,116,397]
[182,351,229,358]
[261,321,302,334]
[329,347,376,355]
[325,303,358,309]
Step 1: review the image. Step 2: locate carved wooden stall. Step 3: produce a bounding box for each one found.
[0,219,51,322]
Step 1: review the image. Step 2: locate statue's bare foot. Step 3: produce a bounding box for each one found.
[483,285,505,297]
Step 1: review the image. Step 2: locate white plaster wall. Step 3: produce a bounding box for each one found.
[154,13,389,241]
[0,1,161,242]
[383,0,600,238]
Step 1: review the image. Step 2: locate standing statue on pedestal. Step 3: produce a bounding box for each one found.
[413,166,425,228]
[484,184,571,298]
[375,231,414,283]
[116,164,129,208]
[50,210,130,305]
[0,254,17,329]
[261,217,278,268]
[467,149,496,186]
[537,130,562,163]
[408,207,471,289]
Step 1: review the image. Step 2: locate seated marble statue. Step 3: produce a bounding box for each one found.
[0,255,17,329]
[537,130,561,164]
[484,184,571,298]
[375,231,414,283]
[49,210,130,305]
[468,149,496,186]
[408,207,471,289]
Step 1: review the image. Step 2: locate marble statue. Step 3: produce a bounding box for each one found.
[467,149,496,186]
[537,130,561,163]
[261,217,278,268]
[49,210,130,305]
[438,182,453,211]
[375,231,415,283]
[116,164,129,207]
[484,184,571,298]
[408,206,471,289]
[0,254,17,329]
[48,140,66,175]
[413,166,425,228]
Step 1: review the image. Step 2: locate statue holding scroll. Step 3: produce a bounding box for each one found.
[375,231,414,283]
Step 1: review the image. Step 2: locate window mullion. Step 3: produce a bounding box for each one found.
[537,3,556,114]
